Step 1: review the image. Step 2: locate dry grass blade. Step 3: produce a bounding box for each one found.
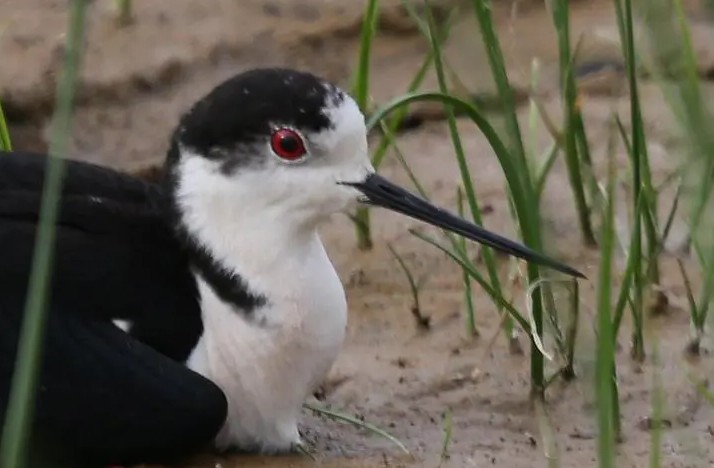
[438,407,453,467]
[387,242,431,330]
[303,403,410,455]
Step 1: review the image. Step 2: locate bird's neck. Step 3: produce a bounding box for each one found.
[177,196,320,306]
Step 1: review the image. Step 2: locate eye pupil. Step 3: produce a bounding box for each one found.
[271,128,306,161]
[279,135,299,153]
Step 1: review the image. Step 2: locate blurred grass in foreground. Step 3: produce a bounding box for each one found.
[0,99,11,151]
[0,0,89,466]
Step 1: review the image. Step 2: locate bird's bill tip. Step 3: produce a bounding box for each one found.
[341,173,585,279]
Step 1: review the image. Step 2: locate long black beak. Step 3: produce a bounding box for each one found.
[342,173,584,279]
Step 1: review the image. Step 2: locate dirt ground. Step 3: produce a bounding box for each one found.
[2,0,714,467]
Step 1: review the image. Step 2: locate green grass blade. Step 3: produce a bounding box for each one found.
[550,0,596,245]
[385,125,490,337]
[387,242,429,329]
[351,0,380,250]
[616,0,667,361]
[669,1,714,335]
[677,258,699,326]
[352,1,457,251]
[410,229,531,332]
[563,279,579,380]
[595,112,618,468]
[366,92,535,239]
[534,143,560,201]
[370,5,457,169]
[456,188,477,337]
[405,1,513,344]
[677,257,706,355]
[369,53,433,169]
[383,122,477,263]
[0,1,89,466]
[356,2,457,253]
[0,98,11,151]
[467,0,552,395]
[468,0,526,165]
[423,1,500,335]
[382,124,429,195]
[353,0,380,111]
[439,407,453,466]
[368,89,563,393]
[693,245,714,331]
[611,227,638,337]
[671,0,714,237]
[114,0,133,25]
[386,243,420,310]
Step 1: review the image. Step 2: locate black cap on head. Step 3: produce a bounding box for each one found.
[171,68,345,161]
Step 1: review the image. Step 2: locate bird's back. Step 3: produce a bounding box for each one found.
[0,150,204,359]
[0,150,160,204]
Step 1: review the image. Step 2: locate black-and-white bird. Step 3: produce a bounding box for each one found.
[0,68,582,467]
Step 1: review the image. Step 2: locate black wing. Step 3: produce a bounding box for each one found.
[0,298,227,467]
[0,151,226,466]
[0,149,160,205]
[0,150,202,361]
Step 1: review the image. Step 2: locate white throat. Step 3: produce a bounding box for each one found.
[175,156,349,452]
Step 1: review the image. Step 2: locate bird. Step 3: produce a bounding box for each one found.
[0,67,582,467]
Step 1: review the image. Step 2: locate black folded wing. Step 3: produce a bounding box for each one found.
[0,151,227,466]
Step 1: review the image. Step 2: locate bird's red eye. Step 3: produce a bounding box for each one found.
[270,128,306,161]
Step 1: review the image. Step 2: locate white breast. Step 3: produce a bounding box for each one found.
[185,236,347,453]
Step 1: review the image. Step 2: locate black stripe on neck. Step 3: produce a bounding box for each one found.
[163,140,268,314]
[183,234,268,313]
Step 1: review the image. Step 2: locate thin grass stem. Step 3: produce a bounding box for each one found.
[411,229,531,332]
[0,1,89,466]
[468,0,526,163]
[424,1,499,341]
[467,0,551,396]
[115,0,133,26]
[369,87,559,393]
[550,0,596,245]
[0,99,11,151]
[383,123,489,337]
[595,110,618,468]
[456,187,477,337]
[387,242,430,330]
[438,407,453,467]
[563,279,579,380]
[303,403,410,455]
[352,0,381,250]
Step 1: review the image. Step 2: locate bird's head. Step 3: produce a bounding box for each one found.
[166,67,582,278]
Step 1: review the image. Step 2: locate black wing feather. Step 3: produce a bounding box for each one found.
[0,297,227,467]
[0,150,159,206]
[0,150,227,466]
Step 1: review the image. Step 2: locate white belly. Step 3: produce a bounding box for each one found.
[186,245,347,453]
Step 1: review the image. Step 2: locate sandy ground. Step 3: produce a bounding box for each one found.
[2,0,714,467]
